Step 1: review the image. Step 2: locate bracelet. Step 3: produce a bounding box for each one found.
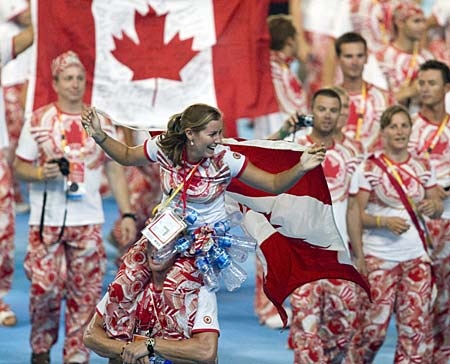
[375,216,382,227]
[94,132,108,145]
[37,167,44,181]
[122,212,137,221]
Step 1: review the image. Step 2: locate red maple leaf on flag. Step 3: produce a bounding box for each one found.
[111,6,199,81]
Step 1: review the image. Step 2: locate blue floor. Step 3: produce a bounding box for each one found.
[0,196,397,363]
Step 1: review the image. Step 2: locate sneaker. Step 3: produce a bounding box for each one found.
[15,202,30,214]
[31,352,50,364]
[0,301,17,326]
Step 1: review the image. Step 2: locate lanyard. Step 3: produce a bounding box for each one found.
[151,159,203,216]
[381,155,433,250]
[355,82,367,141]
[420,115,449,158]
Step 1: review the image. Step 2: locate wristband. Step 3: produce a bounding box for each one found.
[375,216,382,227]
[122,212,137,221]
[37,167,44,181]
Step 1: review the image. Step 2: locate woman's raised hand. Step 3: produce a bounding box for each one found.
[300,144,326,172]
[81,107,104,140]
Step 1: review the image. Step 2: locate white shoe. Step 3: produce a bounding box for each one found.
[15,202,30,214]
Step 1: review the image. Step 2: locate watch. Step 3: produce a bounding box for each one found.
[145,337,156,356]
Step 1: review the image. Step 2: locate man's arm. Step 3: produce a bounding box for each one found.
[13,24,34,57]
[104,160,136,245]
[83,312,125,363]
[346,195,366,275]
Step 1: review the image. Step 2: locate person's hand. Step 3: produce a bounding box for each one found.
[300,143,326,171]
[353,255,367,276]
[417,199,437,218]
[40,160,65,181]
[384,216,410,235]
[81,107,105,141]
[120,217,137,247]
[121,340,150,364]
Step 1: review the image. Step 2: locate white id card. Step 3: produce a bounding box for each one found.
[141,209,187,250]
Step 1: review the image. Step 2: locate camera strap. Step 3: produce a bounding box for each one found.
[39,181,69,244]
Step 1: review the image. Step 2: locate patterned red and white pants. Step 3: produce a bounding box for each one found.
[24,224,106,364]
[427,218,450,364]
[345,254,433,364]
[289,279,358,364]
[0,149,14,301]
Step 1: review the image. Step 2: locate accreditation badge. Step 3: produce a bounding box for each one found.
[141,209,187,250]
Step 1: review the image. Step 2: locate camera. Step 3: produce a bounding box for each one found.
[296,114,314,128]
[49,157,70,176]
[49,157,85,199]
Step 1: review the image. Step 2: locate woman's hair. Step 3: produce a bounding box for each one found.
[379,104,412,130]
[157,103,222,166]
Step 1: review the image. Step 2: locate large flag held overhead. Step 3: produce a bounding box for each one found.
[28,0,278,136]
[224,139,370,327]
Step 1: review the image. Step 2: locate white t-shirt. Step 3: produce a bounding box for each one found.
[144,138,247,228]
[15,103,116,226]
[432,0,450,27]
[301,0,352,38]
[0,33,14,149]
[355,153,436,261]
[409,112,450,219]
[0,21,32,86]
[0,0,28,23]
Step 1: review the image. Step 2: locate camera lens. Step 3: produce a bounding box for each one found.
[69,182,79,192]
[296,114,314,128]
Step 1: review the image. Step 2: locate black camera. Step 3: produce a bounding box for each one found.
[49,157,70,176]
[296,114,314,127]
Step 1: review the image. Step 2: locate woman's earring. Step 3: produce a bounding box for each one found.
[190,140,194,146]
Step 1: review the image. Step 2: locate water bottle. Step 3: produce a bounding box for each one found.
[215,234,256,262]
[149,355,172,364]
[213,211,244,235]
[173,206,198,225]
[154,235,193,262]
[195,255,220,292]
[208,246,247,291]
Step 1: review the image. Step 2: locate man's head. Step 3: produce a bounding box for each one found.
[267,14,297,55]
[392,1,426,42]
[417,60,450,108]
[51,51,86,104]
[311,88,342,136]
[51,50,86,80]
[335,32,368,80]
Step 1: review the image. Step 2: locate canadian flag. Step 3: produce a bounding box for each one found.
[27,0,278,136]
[225,138,370,326]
